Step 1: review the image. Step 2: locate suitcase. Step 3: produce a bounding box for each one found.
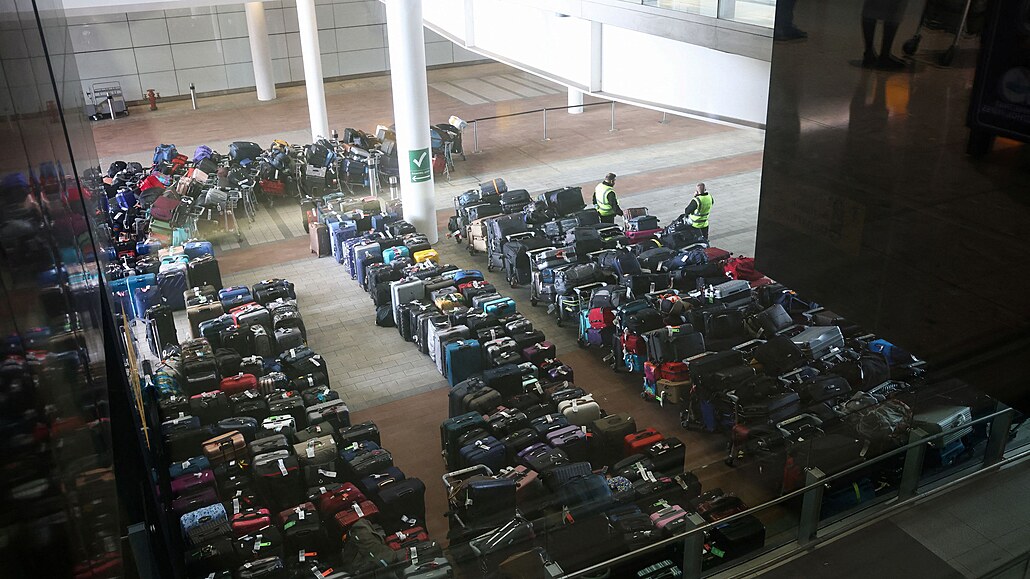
[790,326,846,359]
[459,436,506,471]
[146,304,179,356]
[558,395,601,426]
[187,255,223,290]
[624,428,664,456]
[645,437,685,473]
[445,340,483,386]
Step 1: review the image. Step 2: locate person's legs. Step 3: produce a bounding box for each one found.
[878,21,905,69]
[700,226,709,241]
[598,213,615,224]
[862,18,878,66]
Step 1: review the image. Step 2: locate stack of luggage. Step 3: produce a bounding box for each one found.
[151,275,441,578]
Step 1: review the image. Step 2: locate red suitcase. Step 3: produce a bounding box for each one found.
[705,246,732,264]
[333,500,379,529]
[231,508,271,538]
[277,502,317,525]
[220,373,258,395]
[622,333,646,355]
[624,428,664,456]
[386,526,429,550]
[317,483,366,517]
[588,308,615,329]
[659,362,690,382]
[625,229,661,244]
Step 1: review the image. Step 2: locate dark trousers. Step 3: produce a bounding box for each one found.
[598,213,615,224]
[697,226,709,241]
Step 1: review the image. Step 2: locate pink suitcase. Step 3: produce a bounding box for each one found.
[626,229,661,244]
[649,504,688,529]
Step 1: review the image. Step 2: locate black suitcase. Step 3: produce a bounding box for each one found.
[500,189,531,214]
[754,336,805,376]
[188,254,223,290]
[146,304,178,357]
[710,514,766,562]
[538,186,585,216]
[375,477,427,532]
[645,437,685,474]
[589,413,638,466]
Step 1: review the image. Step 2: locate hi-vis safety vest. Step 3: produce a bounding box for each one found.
[688,193,712,229]
[594,184,616,217]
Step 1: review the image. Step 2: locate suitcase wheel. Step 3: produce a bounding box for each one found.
[487,264,494,272]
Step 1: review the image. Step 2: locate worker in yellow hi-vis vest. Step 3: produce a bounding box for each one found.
[685,182,714,240]
[593,173,622,224]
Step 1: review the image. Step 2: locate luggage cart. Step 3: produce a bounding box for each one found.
[901,0,982,66]
[554,281,604,327]
[442,465,494,536]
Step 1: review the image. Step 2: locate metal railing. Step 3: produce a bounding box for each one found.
[467,100,631,153]
[561,407,1025,579]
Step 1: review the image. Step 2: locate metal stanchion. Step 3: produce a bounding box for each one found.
[542,108,549,141]
[189,83,198,110]
[798,467,826,546]
[107,95,115,120]
[609,101,617,132]
[472,121,480,153]
[659,111,669,124]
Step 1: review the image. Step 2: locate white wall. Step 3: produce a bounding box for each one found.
[418,0,770,126]
[471,0,591,88]
[68,0,482,102]
[600,26,769,125]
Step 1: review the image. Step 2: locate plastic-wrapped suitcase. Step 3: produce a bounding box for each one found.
[790,326,846,359]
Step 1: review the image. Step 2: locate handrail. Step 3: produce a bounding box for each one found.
[469,101,611,123]
[465,100,626,152]
[560,406,1022,579]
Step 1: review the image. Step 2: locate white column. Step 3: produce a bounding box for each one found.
[245,2,276,101]
[568,87,584,114]
[296,0,329,142]
[385,0,438,243]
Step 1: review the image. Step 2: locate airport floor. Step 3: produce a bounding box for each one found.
[111,61,1028,577]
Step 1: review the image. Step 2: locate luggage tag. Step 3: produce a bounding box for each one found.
[352,503,365,518]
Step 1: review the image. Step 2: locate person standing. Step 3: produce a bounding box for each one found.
[685,182,714,240]
[593,173,622,224]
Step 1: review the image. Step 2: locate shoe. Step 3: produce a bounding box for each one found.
[788,27,808,39]
[862,51,878,68]
[877,55,907,70]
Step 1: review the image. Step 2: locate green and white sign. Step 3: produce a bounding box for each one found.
[408,148,432,183]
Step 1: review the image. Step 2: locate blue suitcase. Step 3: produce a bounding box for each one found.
[329,221,358,264]
[359,466,406,498]
[126,273,157,298]
[157,268,188,310]
[132,286,161,319]
[355,243,384,290]
[445,340,483,387]
[136,239,162,255]
[482,297,517,317]
[459,436,506,471]
[343,237,367,278]
[183,240,214,260]
[453,269,485,284]
[382,246,410,264]
[370,214,395,232]
[442,412,487,467]
[218,286,252,310]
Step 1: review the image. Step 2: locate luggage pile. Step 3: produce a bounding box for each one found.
[108,236,223,331]
[437,351,769,574]
[152,276,440,578]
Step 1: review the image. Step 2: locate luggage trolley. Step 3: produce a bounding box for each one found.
[442,464,494,536]
[901,0,985,66]
[554,281,605,327]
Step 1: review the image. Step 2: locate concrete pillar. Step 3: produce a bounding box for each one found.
[385,0,438,243]
[568,87,584,114]
[296,0,329,142]
[245,2,276,101]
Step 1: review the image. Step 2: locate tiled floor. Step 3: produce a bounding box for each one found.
[99,62,764,257]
